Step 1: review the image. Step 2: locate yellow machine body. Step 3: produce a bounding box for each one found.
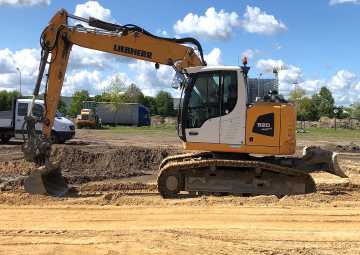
[184,103,296,155]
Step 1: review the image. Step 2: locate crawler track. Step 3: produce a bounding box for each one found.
[158,153,316,198]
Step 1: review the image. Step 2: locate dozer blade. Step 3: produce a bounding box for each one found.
[24,163,68,197]
[301,146,348,178]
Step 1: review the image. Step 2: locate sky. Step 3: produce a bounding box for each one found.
[0,0,359,105]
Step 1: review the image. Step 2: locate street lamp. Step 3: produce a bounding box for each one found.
[16,67,22,95]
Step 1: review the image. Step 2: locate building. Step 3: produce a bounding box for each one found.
[247,78,277,104]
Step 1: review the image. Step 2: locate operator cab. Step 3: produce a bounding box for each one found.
[176,65,295,155]
[177,66,247,146]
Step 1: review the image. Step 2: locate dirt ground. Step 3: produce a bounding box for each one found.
[0,129,359,255]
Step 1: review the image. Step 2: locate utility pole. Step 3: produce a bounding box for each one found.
[16,67,22,95]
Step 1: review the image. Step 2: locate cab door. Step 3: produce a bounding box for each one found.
[219,71,246,145]
[15,102,44,139]
[14,102,28,139]
[185,72,221,143]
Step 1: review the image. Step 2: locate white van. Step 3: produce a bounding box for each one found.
[0,98,75,143]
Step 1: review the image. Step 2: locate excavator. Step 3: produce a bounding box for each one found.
[22,9,347,197]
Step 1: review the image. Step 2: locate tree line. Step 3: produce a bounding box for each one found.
[1,84,360,121]
[289,86,360,121]
[0,91,21,111]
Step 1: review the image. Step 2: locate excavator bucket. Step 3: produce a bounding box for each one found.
[24,163,69,197]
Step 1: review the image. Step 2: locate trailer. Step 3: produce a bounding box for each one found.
[96,102,150,126]
[0,98,75,143]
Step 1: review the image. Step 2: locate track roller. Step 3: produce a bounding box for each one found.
[157,169,183,198]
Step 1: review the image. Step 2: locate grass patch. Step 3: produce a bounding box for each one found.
[104,124,176,135]
[103,125,360,142]
[297,127,360,141]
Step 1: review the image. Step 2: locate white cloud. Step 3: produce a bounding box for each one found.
[54,69,134,97]
[328,69,356,90]
[327,70,360,105]
[241,48,261,60]
[0,49,16,74]
[296,70,360,105]
[256,58,285,73]
[74,1,113,22]
[329,0,360,5]
[174,7,240,40]
[256,58,303,94]
[69,46,109,70]
[63,70,101,96]
[128,61,176,96]
[204,48,222,66]
[297,79,325,94]
[68,46,133,71]
[173,6,286,39]
[0,48,41,94]
[278,65,303,85]
[0,0,50,6]
[242,6,287,35]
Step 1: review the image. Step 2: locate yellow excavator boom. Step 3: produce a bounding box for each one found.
[34,9,205,139]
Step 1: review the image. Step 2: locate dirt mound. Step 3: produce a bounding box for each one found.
[80,181,157,193]
[51,145,181,184]
[325,142,360,153]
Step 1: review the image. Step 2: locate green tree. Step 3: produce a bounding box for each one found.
[143,96,157,115]
[69,90,89,117]
[289,88,307,121]
[308,94,321,121]
[57,99,68,115]
[106,75,127,123]
[317,87,335,118]
[0,90,21,111]
[297,97,315,121]
[94,92,111,102]
[351,103,360,120]
[123,83,145,104]
[289,87,306,103]
[334,106,350,119]
[155,91,175,116]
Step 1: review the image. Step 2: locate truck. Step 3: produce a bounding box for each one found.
[95,102,150,126]
[76,101,102,129]
[0,98,75,144]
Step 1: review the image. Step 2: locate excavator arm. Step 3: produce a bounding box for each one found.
[22,9,206,195]
[23,9,206,164]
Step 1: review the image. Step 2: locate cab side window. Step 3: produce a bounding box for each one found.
[186,72,220,128]
[222,71,238,115]
[17,103,28,116]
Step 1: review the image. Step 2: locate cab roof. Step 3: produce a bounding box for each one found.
[17,98,44,105]
[185,65,241,74]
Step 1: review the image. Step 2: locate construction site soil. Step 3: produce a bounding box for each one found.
[0,130,359,255]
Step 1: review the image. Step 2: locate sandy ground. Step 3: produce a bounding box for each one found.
[0,129,359,255]
[1,204,360,255]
